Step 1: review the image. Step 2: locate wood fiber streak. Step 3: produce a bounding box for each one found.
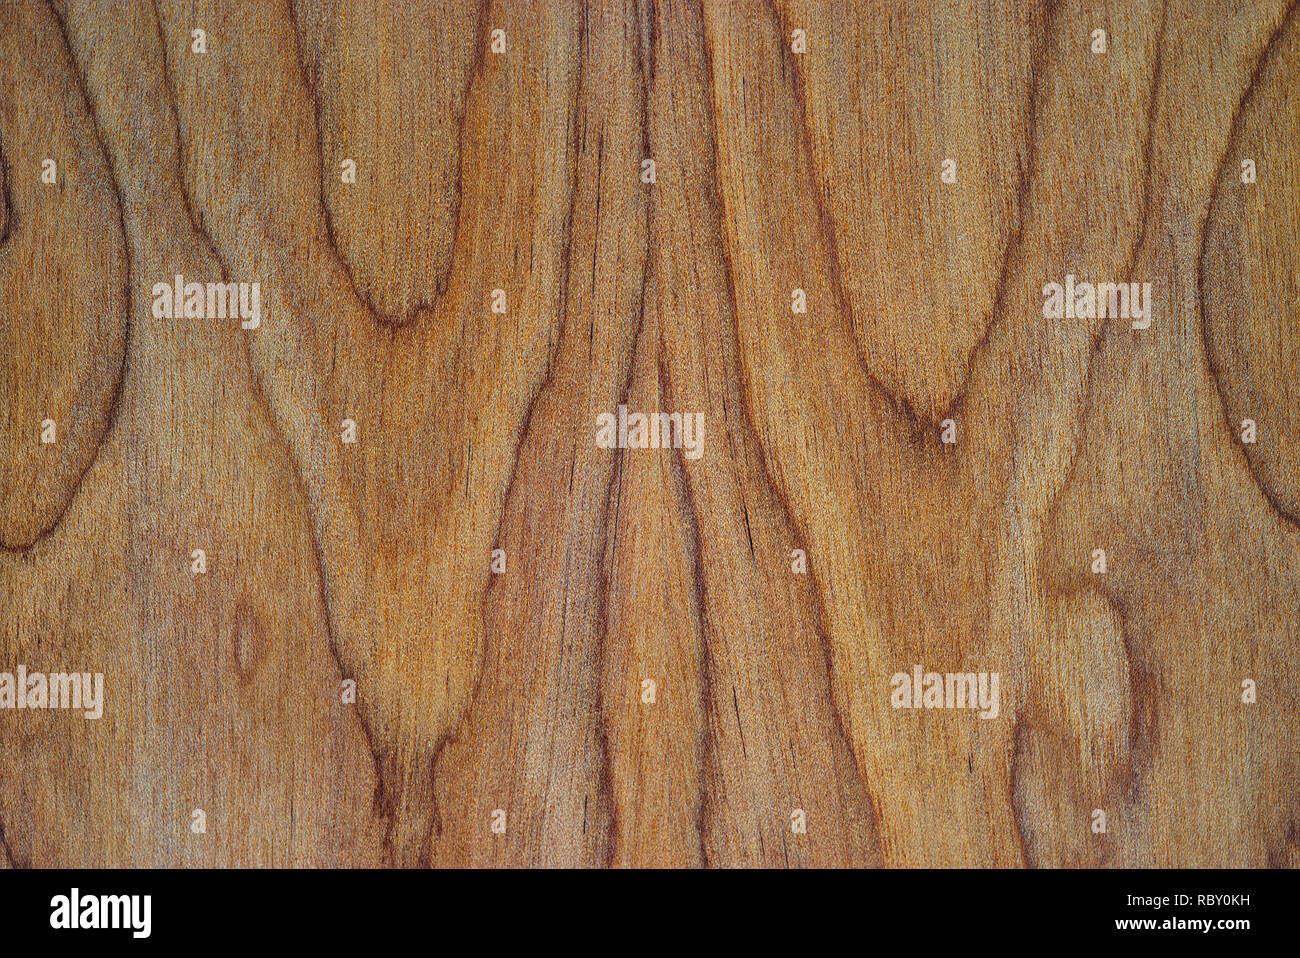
[0,0,1295,868]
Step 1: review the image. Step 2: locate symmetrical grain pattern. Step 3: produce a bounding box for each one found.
[1,0,1296,868]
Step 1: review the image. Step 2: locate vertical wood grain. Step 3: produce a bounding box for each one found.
[0,0,1295,868]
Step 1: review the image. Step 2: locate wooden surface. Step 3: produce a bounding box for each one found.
[0,0,1297,868]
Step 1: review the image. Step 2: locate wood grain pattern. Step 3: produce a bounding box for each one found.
[0,0,1296,868]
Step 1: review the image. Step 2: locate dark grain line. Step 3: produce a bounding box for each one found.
[766,0,1053,440]
[1056,0,1170,439]
[149,0,225,271]
[1038,0,1171,561]
[1015,3,1171,869]
[660,345,715,868]
[1008,722,1036,865]
[762,0,930,441]
[0,144,10,246]
[0,818,19,869]
[427,0,595,863]
[285,0,490,328]
[2,0,131,555]
[937,0,1057,440]
[146,0,409,862]
[699,0,883,864]
[1197,0,1300,529]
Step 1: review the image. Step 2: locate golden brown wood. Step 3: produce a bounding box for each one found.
[0,0,1296,868]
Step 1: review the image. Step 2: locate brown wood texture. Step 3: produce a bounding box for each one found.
[0,0,1297,868]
